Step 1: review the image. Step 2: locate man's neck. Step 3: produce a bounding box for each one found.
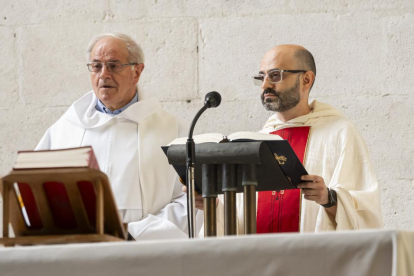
[96,91,138,115]
[275,102,312,123]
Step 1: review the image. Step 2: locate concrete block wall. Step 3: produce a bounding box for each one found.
[1,0,413,235]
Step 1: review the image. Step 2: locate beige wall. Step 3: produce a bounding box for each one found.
[1,0,413,235]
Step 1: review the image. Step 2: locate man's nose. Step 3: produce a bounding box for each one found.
[261,75,274,90]
[100,64,112,79]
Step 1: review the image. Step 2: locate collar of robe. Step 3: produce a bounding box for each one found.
[63,91,161,129]
[262,100,345,132]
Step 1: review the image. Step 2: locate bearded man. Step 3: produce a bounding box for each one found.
[36,33,194,240]
[200,45,383,235]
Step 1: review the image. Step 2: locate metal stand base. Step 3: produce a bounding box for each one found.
[244,185,256,234]
[224,191,237,235]
[203,197,217,237]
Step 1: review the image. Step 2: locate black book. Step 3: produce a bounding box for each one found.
[162,132,308,194]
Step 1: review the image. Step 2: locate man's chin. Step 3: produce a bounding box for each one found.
[95,90,115,103]
[98,89,117,98]
[264,97,277,103]
[99,87,117,94]
[263,102,280,112]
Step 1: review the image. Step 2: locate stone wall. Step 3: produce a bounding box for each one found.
[1,0,413,235]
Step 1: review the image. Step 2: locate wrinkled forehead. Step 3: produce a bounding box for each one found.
[90,37,129,62]
[259,48,297,73]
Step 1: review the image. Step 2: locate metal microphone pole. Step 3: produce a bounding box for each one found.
[186,92,221,238]
[186,105,207,238]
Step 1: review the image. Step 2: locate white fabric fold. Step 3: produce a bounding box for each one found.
[128,215,188,240]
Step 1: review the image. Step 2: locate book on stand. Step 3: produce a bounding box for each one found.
[13,146,98,170]
[12,146,100,230]
[163,131,308,192]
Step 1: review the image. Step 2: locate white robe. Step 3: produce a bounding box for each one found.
[36,91,200,240]
[208,100,383,236]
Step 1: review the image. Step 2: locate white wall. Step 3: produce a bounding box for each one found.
[1,0,413,235]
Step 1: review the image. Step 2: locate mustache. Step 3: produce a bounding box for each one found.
[262,88,279,97]
[99,81,117,88]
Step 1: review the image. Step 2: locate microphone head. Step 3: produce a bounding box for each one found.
[204,91,221,108]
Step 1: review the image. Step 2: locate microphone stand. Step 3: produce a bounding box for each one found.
[185,91,221,239]
[186,105,208,238]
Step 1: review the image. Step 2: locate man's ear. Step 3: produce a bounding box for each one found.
[134,63,145,84]
[302,71,315,92]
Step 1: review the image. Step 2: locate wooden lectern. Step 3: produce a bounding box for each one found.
[0,168,126,246]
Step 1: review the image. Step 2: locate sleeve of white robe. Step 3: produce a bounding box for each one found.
[316,124,384,231]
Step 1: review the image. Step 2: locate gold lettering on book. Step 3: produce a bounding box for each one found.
[274,153,287,165]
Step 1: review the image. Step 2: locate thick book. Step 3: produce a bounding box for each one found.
[12,147,99,230]
[163,131,308,193]
[13,146,98,170]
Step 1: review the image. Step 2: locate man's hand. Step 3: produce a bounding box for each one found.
[297,175,329,205]
[182,186,204,210]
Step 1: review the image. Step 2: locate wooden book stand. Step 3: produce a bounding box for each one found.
[0,168,126,246]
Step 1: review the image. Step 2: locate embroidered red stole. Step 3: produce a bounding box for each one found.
[256,126,310,233]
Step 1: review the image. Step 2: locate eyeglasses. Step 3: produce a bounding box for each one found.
[87,62,138,73]
[252,69,307,86]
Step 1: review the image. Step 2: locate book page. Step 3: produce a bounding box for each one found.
[16,147,91,161]
[13,147,93,169]
[228,131,283,141]
[168,133,225,145]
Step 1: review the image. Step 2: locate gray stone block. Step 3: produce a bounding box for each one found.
[0,0,106,25]
[106,0,414,19]
[381,14,414,94]
[199,13,383,104]
[19,19,198,107]
[0,27,19,108]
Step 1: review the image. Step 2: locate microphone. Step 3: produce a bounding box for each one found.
[186,91,221,238]
[204,91,221,108]
[188,91,221,139]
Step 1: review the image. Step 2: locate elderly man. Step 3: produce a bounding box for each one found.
[200,45,383,235]
[36,33,192,239]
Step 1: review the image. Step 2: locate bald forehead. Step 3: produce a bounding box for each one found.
[260,45,304,73]
[91,37,129,62]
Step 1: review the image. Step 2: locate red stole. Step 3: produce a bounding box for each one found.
[256,126,310,233]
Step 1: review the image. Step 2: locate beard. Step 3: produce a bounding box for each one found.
[261,77,300,112]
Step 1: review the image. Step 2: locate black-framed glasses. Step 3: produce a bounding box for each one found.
[252,69,307,86]
[87,62,138,73]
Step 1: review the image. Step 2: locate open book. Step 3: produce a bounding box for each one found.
[168,131,283,145]
[164,131,308,192]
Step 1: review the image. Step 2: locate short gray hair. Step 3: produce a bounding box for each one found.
[86,33,145,64]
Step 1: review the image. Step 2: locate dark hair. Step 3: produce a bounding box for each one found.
[294,49,316,91]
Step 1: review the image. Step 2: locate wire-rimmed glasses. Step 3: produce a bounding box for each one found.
[87,62,137,73]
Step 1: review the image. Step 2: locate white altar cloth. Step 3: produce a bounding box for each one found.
[0,230,413,276]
